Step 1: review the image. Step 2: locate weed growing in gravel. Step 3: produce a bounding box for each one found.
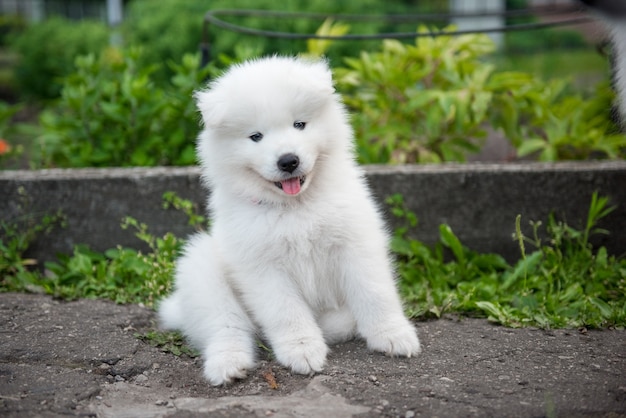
[390,192,626,328]
[135,329,199,357]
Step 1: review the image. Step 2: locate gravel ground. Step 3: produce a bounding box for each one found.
[0,292,624,417]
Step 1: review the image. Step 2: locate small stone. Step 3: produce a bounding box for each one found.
[134,374,148,384]
[368,375,378,382]
[155,400,167,406]
[405,411,415,418]
[114,375,125,382]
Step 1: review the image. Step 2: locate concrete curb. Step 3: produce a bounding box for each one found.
[1,161,625,262]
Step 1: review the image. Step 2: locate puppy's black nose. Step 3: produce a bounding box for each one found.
[277,153,300,173]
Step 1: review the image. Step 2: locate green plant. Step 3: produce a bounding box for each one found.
[335,27,626,163]
[0,192,207,307]
[509,82,626,160]
[0,192,206,361]
[136,330,199,357]
[3,189,624,330]
[487,192,625,327]
[37,48,212,167]
[304,18,351,59]
[39,215,182,306]
[337,27,497,163]
[162,191,208,229]
[9,17,109,99]
[388,194,509,318]
[390,192,626,328]
[0,187,65,292]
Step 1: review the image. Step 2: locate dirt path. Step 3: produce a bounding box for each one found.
[0,292,624,417]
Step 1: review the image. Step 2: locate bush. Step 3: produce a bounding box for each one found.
[124,0,394,82]
[37,48,212,167]
[10,17,109,99]
[335,27,626,163]
[499,80,626,160]
[336,27,502,163]
[0,14,26,47]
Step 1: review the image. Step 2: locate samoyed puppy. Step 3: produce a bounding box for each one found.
[158,56,420,386]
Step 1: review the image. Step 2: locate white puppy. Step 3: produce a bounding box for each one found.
[158,56,420,386]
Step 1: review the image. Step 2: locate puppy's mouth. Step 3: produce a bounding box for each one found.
[274,176,306,195]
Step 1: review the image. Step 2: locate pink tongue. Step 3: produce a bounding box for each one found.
[281,178,301,195]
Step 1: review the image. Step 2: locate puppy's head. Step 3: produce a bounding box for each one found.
[194,56,352,203]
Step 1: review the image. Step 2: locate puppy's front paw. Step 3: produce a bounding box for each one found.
[274,336,328,375]
[203,348,257,386]
[365,321,421,358]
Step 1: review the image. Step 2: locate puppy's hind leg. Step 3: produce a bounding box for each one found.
[158,233,257,386]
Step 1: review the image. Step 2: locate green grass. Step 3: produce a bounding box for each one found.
[1,192,625,330]
[389,192,626,328]
[0,192,202,307]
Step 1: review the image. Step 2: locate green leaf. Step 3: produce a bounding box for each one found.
[588,297,613,319]
[517,138,546,157]
[475,301,510,325]
[439,224,465,263]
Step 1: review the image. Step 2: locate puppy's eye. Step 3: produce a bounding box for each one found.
[249,132,263,142]
[293,121,306,130]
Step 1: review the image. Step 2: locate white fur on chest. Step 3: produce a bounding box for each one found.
[212,195,357,310]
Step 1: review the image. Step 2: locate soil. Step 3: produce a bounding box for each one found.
[1,292,624,417]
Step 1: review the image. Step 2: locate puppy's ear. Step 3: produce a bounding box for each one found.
[307,59,336,95]
[194,89,225,127]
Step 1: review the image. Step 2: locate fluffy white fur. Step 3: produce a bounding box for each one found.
[580,0,626,128]
[603,15,626,129]
[158,56,420,386]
